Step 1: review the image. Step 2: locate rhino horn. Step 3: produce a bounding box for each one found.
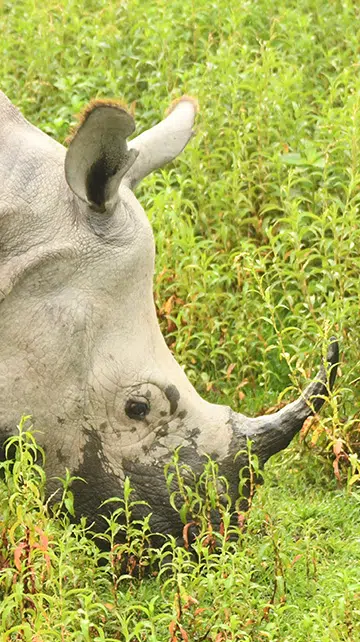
[234,337,339,465]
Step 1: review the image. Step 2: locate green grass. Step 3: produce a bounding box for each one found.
[1,0,360,638]
[1,425,360,641]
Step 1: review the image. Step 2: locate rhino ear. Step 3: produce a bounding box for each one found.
[65,100,138,212]
[123,96,198,189]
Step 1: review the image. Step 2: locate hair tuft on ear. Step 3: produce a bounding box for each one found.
[165,95,199,118]
[65,98,131,145]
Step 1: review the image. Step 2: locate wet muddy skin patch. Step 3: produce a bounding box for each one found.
[156,423,169,437]
[122,443,207,541]
[71,427,123,532]
[165,384,180,415]
[56,447,68,465]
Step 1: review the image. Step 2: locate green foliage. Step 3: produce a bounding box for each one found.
[1,426,360,641]
[165,448,233,528]
[1,0,360,636]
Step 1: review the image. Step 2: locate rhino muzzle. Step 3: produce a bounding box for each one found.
[76,338,338,540]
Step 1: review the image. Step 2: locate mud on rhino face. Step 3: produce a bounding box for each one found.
[0,90,338,539]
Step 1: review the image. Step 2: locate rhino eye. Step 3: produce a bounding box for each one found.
[125,398,150,420]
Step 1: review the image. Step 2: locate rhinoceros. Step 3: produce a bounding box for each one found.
[0,89,338,537]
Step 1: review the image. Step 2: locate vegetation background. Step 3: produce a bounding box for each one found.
[0,0,360,639]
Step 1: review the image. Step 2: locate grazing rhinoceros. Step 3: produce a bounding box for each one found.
[0,90,338,537]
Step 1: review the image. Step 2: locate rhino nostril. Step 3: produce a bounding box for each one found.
[125,398,150,420]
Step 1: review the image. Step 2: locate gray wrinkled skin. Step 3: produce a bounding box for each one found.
[0,90,338,539]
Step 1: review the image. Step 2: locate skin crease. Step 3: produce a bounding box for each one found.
[0,90,338,541]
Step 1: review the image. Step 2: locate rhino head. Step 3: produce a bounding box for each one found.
[0,90,338,537]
